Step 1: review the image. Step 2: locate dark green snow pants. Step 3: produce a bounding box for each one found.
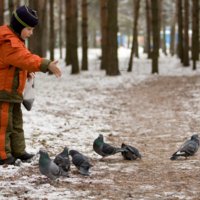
[0,102,25,160]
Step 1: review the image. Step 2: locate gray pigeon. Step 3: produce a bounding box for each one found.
[121,143,141,160]
[93,134,128,160]
[38,149,69,181]
[69,150,93,176]
[170,134,199,160]
[54,147,70,172]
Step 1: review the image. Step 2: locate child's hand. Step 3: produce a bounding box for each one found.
[48,60,62,77]
[28,72,35,78]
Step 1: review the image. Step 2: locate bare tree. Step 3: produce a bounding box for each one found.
[160,0,167,56]
[59,0,63,59]
[100,0,107,70]
[177,0,183,63]
[151,0,159,74]
[70,0,79,74]
[15,0,20,8]
[65,0,71,66]
[49,0,55,75]
[81,0,88,70]
[145,0,151,58]
[170,1,177,56]
[192,0,199,70]
[28,0,47,58]
[0,0,4,25]
[128,0,140,72]
[106,0,119,76]
[9,0,14,21]
[183,0,189,66]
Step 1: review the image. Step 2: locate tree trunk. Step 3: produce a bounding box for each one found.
[15,0,20,8]
[65,0,71,66]
[0,0,4,25]
[192,0,199,70]
[159,0,162,52]
[106,0,119,76]
[135,36,139,58]
[183,0,189,66]
[145,0,151,58]
[170,0,177,56]
[9,0,14,21]
[81,0,88,70]
[49,0,55,75]
[162,17,167,55]
[151,0,159,74]
[92,28,97,48]
[100,0,107,70]
[127,34,131,49]
[177,0,183,63]
[70,0,79,74]
[28,0,47,58]
[127,0,140,72]
[59,0,63,59]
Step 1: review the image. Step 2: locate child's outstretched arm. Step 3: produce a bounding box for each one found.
[47,60,62,77]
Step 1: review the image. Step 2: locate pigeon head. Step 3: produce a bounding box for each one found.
[94,134,104,147]
[38,149,49,156]
[191,134,199,140]
[98,134,104,139]
[63,147,69,155]
[69,150,79,157]
[38,149,50,164]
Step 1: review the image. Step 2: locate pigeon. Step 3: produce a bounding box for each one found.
[121,143,141,160]
[93,134,128,160]
[170,134,199,160]
[54,147,70,172]
[69,150,93,176]
[38,149,69,181]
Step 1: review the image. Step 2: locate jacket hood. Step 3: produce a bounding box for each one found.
[0,25,24,46]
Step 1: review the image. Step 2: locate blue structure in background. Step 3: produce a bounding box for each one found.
[96,27,182,49]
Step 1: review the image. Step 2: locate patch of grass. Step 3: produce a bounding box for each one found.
[32,134,40,137]
[100,129,111,132]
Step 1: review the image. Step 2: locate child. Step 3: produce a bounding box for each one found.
[0,5,62,165]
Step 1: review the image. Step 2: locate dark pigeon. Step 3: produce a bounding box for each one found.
[69,150,93,176]
[170,134,199,160]
[93,134,128,160]
[38,149,69,181]
[121,143,141,160]
[54,147,70,172]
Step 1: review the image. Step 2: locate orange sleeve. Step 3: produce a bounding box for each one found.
[3,41,46,72]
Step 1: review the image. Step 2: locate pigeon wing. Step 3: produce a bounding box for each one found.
[180,142,197,155]
[49,161,60,176]
[101,142,116,155]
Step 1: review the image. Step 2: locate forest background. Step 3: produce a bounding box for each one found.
[0,0,199,76]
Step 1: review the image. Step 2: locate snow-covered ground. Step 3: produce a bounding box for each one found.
[0,47,200,199]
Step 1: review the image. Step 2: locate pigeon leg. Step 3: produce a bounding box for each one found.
[100,157,105,160]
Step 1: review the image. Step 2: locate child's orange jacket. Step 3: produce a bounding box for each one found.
[0,24,51,103]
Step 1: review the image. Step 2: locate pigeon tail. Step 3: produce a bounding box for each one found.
[80,162,93,168]
[80,167,90,176]
[170,155,179,160]
[56,167,70,177]
[79,162,93,176]
[115,147,128,153]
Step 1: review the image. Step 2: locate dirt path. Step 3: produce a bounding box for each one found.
[77,75,200,199]
[2,75,200,200]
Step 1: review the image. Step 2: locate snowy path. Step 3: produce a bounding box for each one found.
[0,48,200,199]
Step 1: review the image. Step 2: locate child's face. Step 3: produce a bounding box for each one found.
[20,27,34,40]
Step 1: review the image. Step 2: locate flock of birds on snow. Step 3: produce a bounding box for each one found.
[37,133,199,181]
